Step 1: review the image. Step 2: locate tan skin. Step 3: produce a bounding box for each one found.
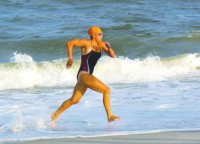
[51,32,120,126]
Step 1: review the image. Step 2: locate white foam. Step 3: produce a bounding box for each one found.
[0,52,200,91]
[10,52,34,63]
[10,109,26,133]
[96,53,200,83]
[0,52,76,91]
[36,116,47,129]
[156,104,177,109]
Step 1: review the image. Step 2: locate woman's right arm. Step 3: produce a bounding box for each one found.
[66,39,88,69]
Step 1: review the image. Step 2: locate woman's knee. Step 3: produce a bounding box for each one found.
[104,86,111,95]
[69,97,80,104]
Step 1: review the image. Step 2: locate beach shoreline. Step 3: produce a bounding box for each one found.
[7,130,200,144]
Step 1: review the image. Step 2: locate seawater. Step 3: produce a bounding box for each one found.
[0,0,200,142]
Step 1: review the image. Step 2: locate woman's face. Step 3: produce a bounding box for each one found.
[94,32,103,42]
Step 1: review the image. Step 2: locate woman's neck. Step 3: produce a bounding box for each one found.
[91,39,101,51]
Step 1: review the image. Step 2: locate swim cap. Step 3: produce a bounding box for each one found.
[88,26,102,36]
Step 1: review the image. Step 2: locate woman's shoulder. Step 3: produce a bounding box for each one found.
[67,38,91,46]
[68,38,90,42]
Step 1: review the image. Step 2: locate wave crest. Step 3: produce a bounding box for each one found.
[0,52,199,91]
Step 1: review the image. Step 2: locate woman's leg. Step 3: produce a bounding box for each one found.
[51,82,87,123]
[79,72,120,122]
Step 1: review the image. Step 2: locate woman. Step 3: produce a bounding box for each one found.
[51,26,120,125]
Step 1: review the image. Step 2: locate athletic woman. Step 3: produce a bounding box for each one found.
[51,26,120,126]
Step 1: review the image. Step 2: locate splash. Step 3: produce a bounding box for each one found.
[10,52,34,63]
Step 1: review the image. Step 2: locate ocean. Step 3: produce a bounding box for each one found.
[0,0,200,142]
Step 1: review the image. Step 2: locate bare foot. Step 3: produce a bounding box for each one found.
[51,120,56,127]
[51,112,58,127]
[108,115,120,122]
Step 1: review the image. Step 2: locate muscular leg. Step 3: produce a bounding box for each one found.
[51,82,87,125]
[79,72,120,122]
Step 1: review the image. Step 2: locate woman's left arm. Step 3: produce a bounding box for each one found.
[102,42,115,58]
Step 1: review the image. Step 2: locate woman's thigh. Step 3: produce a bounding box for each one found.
[78,72,109,94]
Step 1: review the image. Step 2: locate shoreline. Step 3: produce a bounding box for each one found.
[8,130,200,144]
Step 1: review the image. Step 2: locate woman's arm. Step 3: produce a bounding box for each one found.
[102,42,115,58]
[66,39,88,68]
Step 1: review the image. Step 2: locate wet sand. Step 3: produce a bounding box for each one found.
[10,130,200,144]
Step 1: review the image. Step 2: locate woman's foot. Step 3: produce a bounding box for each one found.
[51,112,58,127]
[108,115,120,122]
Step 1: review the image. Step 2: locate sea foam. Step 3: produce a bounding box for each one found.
[0,52,199,91]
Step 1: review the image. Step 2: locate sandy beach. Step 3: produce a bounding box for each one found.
[9,130,200,144]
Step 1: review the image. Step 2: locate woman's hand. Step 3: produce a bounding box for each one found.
[66,58,73,69]
[103,42,115,58]
[105,42,111,51]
